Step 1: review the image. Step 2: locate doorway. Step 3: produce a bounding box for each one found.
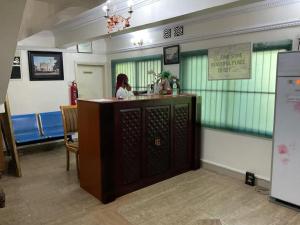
[76,64,105,99]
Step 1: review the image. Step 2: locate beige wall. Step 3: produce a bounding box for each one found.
[7,37,107,115]
[8,51,106,115]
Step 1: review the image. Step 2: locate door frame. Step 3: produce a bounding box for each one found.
[75,62,107,98]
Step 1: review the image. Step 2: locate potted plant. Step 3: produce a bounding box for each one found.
[159,71,172,95]
[148,70,180,95]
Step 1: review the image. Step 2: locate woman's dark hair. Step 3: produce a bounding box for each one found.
[115,73,128,96]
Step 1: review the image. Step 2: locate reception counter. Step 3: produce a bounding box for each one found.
[78,95,200,203]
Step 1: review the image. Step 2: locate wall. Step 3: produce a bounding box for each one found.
[0,0,26,105]
[0,105,4,113]
[7,33,107,115]
[18,31,56,48]
[106,1,300,181]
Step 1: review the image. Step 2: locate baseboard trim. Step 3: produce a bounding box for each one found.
[201,160,270,189]
[270,197,300,212]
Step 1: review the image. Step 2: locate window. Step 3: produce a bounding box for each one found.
[115,61,136,90]
[180,41,292,137]
[112,55,162,94]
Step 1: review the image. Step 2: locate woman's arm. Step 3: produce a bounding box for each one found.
[125,84,132,91]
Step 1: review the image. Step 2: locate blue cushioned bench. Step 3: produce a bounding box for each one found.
[11,114,47,145]
[11,111,65,146]
[39,111,64,140]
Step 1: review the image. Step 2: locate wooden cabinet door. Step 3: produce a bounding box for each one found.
[173,104,190,171]
[119,108,142,185]
[144,106,171,177]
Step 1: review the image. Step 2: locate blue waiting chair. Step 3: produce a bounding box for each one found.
[11,114,47,145]
[39,111,64,139]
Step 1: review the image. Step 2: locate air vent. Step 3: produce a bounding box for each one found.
[174,25,184,37]
[163,28,171,39]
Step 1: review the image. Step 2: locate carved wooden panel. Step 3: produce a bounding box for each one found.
[120,108,142,184]
[145,106,170,176]
[174,104,189,169]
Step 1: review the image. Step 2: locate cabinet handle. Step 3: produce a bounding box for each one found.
[154,138,161,146]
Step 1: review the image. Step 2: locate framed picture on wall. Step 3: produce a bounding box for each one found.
[163,45,180,65]
[28,51,64,81]
[77,42,93,53]
[11,56,21,79]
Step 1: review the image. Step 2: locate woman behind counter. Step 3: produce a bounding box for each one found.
[115,73,134,99]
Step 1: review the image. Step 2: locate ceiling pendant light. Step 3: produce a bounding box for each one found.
[102,0,134,33]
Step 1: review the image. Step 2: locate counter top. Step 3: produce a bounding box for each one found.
[78,94,195,103]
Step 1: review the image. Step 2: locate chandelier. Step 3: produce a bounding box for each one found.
[102,0,134,33]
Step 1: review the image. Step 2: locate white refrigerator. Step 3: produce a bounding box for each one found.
[271,51,300,206]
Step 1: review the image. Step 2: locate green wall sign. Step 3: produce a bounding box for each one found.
[208,42,251,80]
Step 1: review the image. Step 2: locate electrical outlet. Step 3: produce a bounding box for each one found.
[245,172,255,186]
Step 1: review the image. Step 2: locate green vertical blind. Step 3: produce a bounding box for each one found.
[112,56,162,94]
[136,60,162,91]
[115,61,136,89]
[181,47,288,137]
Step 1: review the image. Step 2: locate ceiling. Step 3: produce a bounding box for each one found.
[18,0,106,40]
[18,0,265,46]
[52,0,264,47]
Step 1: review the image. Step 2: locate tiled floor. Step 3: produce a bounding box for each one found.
[0,145,299,225]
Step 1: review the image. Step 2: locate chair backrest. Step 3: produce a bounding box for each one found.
[60,105,78,136]
[11,114,40,135]
[39,111,63,130]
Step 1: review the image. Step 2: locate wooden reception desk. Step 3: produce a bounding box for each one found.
[78,95,200,203]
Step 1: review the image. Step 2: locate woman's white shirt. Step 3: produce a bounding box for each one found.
[116,87,134,99]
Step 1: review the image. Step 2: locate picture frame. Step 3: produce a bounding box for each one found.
[208,42,251,80]
[11,56,21,79]
[28,51,64,81]
[77,42,93,53]
[163,45,180,65]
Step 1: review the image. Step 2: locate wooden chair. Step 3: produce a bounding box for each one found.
[60,105,79,178]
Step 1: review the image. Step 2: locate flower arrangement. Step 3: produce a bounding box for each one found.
[147,70,179,95]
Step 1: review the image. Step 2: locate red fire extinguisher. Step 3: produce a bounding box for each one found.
[70,81,78,105]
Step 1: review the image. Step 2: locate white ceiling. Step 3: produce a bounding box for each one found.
[53,0,264,47]
[18,0,106,40]
[18,0,265,46]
